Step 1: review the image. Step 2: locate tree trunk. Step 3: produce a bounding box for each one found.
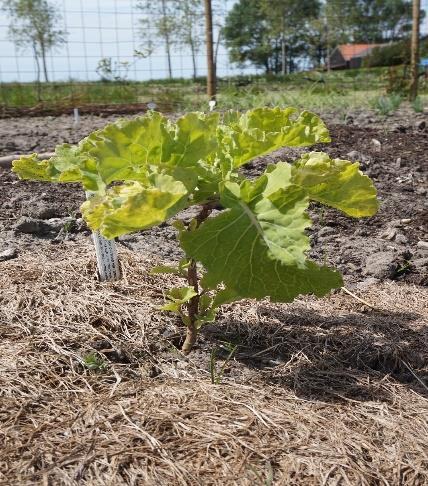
[161,0,173,78]
[214,27,221,67]
[190,39,197,79]
[409,0,421,101]
[281,16,286,75]
[325,14,331,72]
[40,43,49,82]
[32,43,41,101]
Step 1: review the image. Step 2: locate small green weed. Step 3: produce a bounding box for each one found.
[370,94,402,116]
[82,352,108,371]
[210,342,238,385]
[412,96,424,113]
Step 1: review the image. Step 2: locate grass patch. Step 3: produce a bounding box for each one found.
[1,66,427,115]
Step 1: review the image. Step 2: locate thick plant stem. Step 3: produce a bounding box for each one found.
[181,203,214,354]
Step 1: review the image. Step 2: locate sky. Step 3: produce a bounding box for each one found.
[0,0,245,83]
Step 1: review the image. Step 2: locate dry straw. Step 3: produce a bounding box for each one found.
[1,242,427,485]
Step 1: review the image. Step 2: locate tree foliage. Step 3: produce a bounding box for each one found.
[325,0,414,44]
[224,0,418,72]
[223,0,275,73]
[175,0,205,79]
[137,0,177,78]
[137,0,206,80]
[1,0,67,83]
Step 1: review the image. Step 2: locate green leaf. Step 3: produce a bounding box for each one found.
[221,108,330,168]
[181,174,342,303]
[48,144,87,182]
[84,112,174,186]
[291,152,379,217]
[12,154,52,181]
[150,258,190,276]
[150,265,181,275]
[170,112,220,167]
[81,174,188,239]
[161,286,198,312]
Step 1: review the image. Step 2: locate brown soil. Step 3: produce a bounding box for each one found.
[1,113,428,484]
[1,115,427,285]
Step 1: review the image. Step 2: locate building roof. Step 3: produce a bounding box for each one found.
[336,44,380,61]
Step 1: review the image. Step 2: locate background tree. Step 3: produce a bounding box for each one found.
[175,0,205,79]
[137,0,178,79]
[224,0,320,74]
[260,0,320,74]
[223,0,278,73]
[325,0,414,44]
[2,0,67,83]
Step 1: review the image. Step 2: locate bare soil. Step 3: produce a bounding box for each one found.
[0,112,428,484]
[1,113,427,285]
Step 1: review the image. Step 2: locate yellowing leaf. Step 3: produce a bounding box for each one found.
[81,174,188,239]
[12,154,52,181]
[221,107,330,168]
[291,152,379,217]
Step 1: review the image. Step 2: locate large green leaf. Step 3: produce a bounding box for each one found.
[170,112,220,167]
[221,107,330,168]
[181,174,342,303]
[81,174,188,239]
[290,152,379,217]
[83,112,174,186]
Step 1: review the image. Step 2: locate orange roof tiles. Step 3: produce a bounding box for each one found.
[337,44,380,61]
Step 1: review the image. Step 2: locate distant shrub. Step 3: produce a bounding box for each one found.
[364,42,409,68]
[364,38,428,68]
[383,66,409,94]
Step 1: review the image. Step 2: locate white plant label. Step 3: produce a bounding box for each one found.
[73,107,80,128]
[86,192,121,281]
[91,231,121,281]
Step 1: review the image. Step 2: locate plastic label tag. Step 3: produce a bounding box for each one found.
[86,192,121,281]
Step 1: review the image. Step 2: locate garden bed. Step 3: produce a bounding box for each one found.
[1,112,427,484]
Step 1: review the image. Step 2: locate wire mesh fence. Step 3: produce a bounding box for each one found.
[0,0,427,114]
[0,0,240,111]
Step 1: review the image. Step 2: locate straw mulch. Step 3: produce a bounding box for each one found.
[1,241,427,485]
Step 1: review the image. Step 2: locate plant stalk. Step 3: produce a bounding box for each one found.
[181,202,214,354]
[182,258,199,354]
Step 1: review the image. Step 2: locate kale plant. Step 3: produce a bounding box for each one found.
[13,108,378,353]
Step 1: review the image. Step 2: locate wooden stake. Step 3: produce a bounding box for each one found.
[409,0,421,101]
[204,0,216,101]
